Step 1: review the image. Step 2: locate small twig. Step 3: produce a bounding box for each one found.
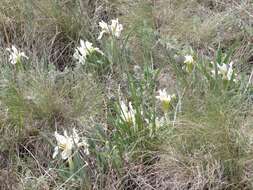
[3,24,10,47]
[172,87,186,127]
[245,69,253,92]
[21,144,57,185]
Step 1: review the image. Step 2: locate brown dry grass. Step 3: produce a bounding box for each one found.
[154,0,253,69]
[0,0,252,189]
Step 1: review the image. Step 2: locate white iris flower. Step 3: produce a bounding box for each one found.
[211,62,236,81]
[53,128,89,160]
[73,40,103,64]
[98,18,123,40]
[184,55,194,65]
[120,100,136,125]
[6,45,28,65]
[183,55,194,72]
[156,89,176,112]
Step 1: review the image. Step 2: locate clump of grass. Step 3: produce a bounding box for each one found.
[113,0,156,69]
[0,0,252,189]
[157,49,253,189]
[0,0,102,70]
[173,94,248,176]
[158,94,252,188]
[0,57,102,152]
[155,0,253,66]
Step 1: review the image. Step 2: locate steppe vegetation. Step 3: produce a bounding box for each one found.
[0,0,252,189]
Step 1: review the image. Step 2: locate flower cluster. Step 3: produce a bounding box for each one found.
[6,45,28,65]
[211,62,237,82]
[73,40,103,65]
[73,18,123,65]
[98,18,123,40]
[53,128,89,160]
[156,89,176,112]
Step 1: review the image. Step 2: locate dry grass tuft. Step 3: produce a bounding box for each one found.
[154,0,253,67]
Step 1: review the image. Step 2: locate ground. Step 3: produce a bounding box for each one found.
[0,0,252,189]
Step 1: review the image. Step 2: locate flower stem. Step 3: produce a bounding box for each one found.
[68,157,74,172]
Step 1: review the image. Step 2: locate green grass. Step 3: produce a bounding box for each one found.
[0,0,252,189]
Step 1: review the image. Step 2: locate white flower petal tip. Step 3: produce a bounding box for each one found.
[52,146,59,159]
